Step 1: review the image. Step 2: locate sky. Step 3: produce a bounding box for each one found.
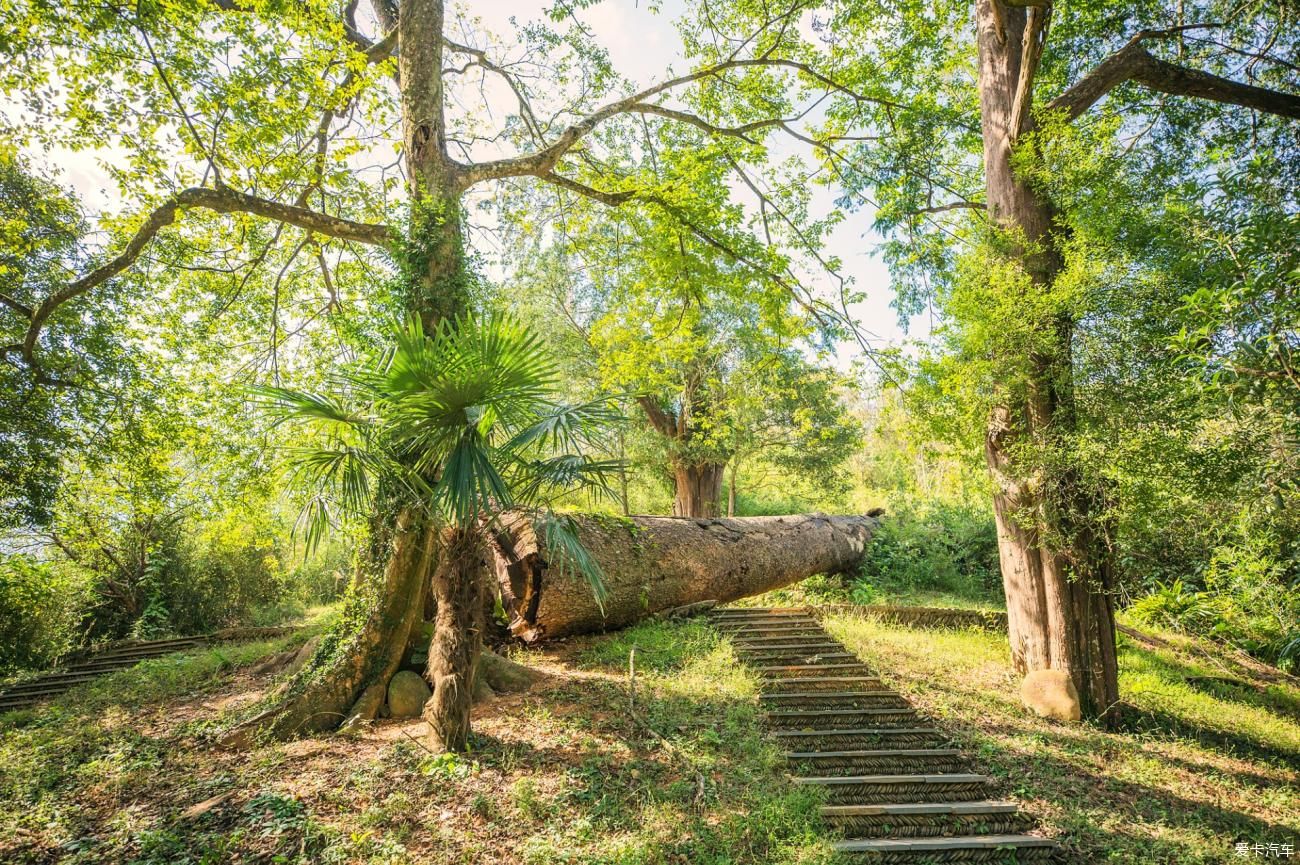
[15,0,927,370]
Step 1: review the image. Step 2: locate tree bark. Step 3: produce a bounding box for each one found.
[493,512,878,641]
[423,528,485,751]
[975,0,1119,721]
[672,460,726,518]
[223,505,432,745]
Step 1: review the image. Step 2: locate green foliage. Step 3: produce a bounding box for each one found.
[0,557,92,676]
[856,505,1002,606]
[504,184,861,513]
[1130,520,1300,671]
[259,314,623,601]
[0,144,138,527]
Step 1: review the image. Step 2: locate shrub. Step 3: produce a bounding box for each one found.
[854,504,1002,605]
[1130,530,1300,671]
[0,556,92,675]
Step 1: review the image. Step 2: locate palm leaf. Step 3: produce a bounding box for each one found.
[536,511,608,612]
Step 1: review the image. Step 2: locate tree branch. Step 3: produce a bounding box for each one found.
[1048,27,1300,121]
[13,187,392,365]
[459,57,910,187]
[637,396,679,438]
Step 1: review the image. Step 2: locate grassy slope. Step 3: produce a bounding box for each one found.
[823,614,1300,865]
[3,607,1296,865]
[0,618,833,865]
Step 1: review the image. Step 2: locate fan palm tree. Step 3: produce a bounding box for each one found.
[255,313,620,750]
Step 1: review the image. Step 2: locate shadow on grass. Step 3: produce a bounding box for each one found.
[971,732,1298,865]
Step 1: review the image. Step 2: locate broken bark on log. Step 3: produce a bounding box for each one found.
[491,513,878,641]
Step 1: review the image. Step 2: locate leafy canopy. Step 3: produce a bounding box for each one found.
[255,313,623,604]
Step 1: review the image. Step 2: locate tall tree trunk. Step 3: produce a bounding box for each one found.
[228,0,484,749]
[975,0,1119,720]
[672,460,726,518]
[424,528,485,751]
[397,0,489,750]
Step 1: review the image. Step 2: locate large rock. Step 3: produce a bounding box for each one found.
[387,670,431,718]
[1020,669,1082,722]
[478,648,540,694]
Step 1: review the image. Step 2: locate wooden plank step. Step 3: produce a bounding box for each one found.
[746,654,858,667]
[787,749,965,775]
[764,707,918,729]
[727,630,826,640]
[785,744,961,764]
[738,646,850,659]
[93,638,204,655]
[774,728,947,749]
[795,773,990,805]
[824,800,1030,839]
[756,663,875,677]
[714,620,822,631]
[763,692,911,711]
[707,603,806,611]
[834,834,1055,862]
[735,639,845,651]
[763,676,885,692]
[1,675,102,693]
[825,801,1020,817]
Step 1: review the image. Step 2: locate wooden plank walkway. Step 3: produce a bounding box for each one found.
[0,627,292,713]
[711,607,1058,863]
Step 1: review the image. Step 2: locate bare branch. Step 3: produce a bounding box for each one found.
[910,201,987,215]
[637,396,679,438]
[1048,26,1300,122]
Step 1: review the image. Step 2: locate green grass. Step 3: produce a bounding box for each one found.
[754,573,1007,612]
[823,613,1300,865]
[0,616,836,865]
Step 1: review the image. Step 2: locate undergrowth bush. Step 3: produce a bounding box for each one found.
[0,557,92,676]
[1129,525,1300,671]
[854,504,1002,605]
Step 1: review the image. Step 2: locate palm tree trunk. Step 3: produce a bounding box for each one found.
[424,528,485,752]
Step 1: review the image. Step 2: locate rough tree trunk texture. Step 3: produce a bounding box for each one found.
[975,0,1119,720]
[222,507,432,746]
[423,529,485,752]
[672,461,726,518]
[493,513,878,642]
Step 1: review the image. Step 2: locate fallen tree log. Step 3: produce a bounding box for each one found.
[490,513,879,641]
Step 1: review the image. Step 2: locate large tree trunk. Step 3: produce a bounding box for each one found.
[223,505,432,745]
[423,528,485,752]
[672,460,726,518]
[228,0,483,749]
[493,513,878,641]
[975,0,1119,720]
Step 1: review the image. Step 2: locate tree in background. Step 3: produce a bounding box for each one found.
[2,0,876,747]
[505,153,859,519]
[0,145,139,528]
[702,0,1298,719]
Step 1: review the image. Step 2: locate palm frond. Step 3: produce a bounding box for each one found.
[436,429,513,524]
[293,495,334,555]
[536,511,608,612]
[510,454,625,506]
[248,384,365,429]
[504,398,624,454]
